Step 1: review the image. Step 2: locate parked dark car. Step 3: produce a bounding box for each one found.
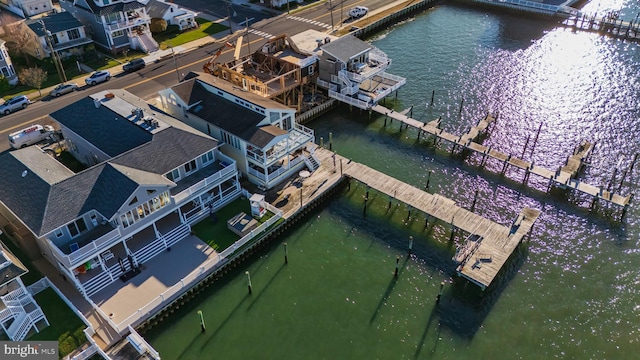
[123,58,146,72]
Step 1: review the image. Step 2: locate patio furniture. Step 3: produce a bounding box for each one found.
[101,250,115,262]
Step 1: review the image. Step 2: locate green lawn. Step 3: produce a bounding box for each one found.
[30,288,87,358]
[156,18,228,50]
[191,197,279,251]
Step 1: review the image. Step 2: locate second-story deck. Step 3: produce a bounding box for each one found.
[246,123,315,167]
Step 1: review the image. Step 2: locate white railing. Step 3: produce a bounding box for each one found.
[45,277,92,329]
[128,326,161,360]
[173,164,237,204]
[106,14,151,31]
[0,305,22,322]
[329,90,372,110]
[315,78,338,91]
[162,223,191,248]
[48,227,121,269]
[8,313,29,341]
[27,278,49,296]
[71,341,98,360]
[2,286,28,301]
[472,0,560,15]
[134,237,166,266]
[83,271,113,298]
[298,55,318,68]
[186,187,243,224]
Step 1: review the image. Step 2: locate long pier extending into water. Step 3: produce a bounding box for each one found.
[370,105,633,212]
[270,147,540,290]
[342,160,540,290]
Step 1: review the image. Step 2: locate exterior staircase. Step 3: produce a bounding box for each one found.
[303,154,320,172]
[136,31,159,53]
[0,287,48,341]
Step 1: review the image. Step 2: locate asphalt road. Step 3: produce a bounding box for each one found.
[0,0,394,152]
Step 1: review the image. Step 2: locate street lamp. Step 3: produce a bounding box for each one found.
[39,20,66,83]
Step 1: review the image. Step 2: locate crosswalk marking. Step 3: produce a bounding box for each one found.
[248,29,275,39]
[286,15,331,29]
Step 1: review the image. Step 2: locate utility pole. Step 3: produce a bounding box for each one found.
[329,0,334,30]
[169,40,180,82]
[40,20,66,83]
[240,17,254,56]
[226,2,234,35]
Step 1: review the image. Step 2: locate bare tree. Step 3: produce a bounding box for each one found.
[19,67,47,97]
[4,22,37,66]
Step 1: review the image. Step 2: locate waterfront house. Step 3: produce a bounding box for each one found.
[158,71,318,190]
[0,0,53,18]
[24,11,93,59]
[58,0,158,54]
[145,0,197,31]
[314,31,406,109]
[0,89,241,299]
[0,240,48,341]
[0,39,17,84]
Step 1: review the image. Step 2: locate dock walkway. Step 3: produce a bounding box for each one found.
[269,148,540,290]
[342,160,540,290]
[371,105,632,208]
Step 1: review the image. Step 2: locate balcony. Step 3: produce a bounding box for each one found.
[48,225,122,269]
[246,124,314,167]
[105,13,151,32]
[172,155,238,205]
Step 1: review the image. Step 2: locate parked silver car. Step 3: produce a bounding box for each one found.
[50,83,79,97]
[0,95,31,115]
[85,70,111,85]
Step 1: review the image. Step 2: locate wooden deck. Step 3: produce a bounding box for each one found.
[371,105,632,208]
[265,146,540,290]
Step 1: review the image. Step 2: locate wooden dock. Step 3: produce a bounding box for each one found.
[341,159,540,290]
[371,105,632,209]
[562,12,640,42]
[266,147,540,290]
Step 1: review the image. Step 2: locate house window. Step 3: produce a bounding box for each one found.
[50,34,59,45]
[166,168,180,182]
[184,159,197,174]
[0,51,3,61]
[54,228,63,238]
[112,30,125,38]
[1,67,8,77]
[269,111,279,122]
[68,29,81,40]
[308,65,314,75]
[67,218,87,238]
[200,151,214,166]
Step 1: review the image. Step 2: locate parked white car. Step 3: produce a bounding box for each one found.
[85,70,111,86]
[348,6,368,18]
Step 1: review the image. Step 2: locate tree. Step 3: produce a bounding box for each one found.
[19,67,47,97]
[0,76,10,93]
[4,22,37,66]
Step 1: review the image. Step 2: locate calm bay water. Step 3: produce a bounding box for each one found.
[146,3,640,358]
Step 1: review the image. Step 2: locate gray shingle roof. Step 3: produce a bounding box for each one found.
[51,97,153,158]
[320,35,373,64]
[11,146,74,185]
[0,241,28,288]
[26,11,84,37]
[0,91,219,237]
[75,0,146,16]
[172,74,292,148]
[145,0,173,18]
[112,127,218,175]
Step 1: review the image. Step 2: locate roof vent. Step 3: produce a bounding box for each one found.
[94,99,101,108]
[105,93,115,99]
[21,170,27,178]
